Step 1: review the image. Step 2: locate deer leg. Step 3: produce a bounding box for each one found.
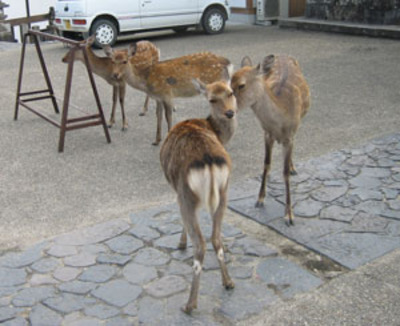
[283,141,295,226]
[289,156,297,176]
[139,95,150,117]
[163,100,173,132]
[152,101,163,146]
[211,188,234,290]
[178,227,187,250]
[256,135,274,208]
[108,86,118,128]
[119,84,128,131]
[178,197,206,314]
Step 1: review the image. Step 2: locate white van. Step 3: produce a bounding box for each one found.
[54,0,231,47]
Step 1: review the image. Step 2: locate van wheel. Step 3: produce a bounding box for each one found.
[202,8,226,34]
[91,19,117,48]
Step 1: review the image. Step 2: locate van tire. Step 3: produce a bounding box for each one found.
[202,8,226,34]
[90,19,118,48]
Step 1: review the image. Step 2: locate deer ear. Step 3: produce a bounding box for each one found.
[262,55,275,75]
[250,63,262,77]
[128,43,137,58]
[192,79,207,95]
[241,56,252,67]
[103,45,113,57]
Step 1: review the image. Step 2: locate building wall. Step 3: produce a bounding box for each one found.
[306,0,400,24]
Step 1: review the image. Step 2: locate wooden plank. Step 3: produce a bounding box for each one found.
[2,13,50,26]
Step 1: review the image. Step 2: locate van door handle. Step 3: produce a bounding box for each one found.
[142,0,151,6]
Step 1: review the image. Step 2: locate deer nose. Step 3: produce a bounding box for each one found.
[225,110,234,119]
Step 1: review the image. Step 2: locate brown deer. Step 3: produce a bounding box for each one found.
[160,75,237,314]
[62,36,159,130]
[231,55,310,226]
[107,43,232,145]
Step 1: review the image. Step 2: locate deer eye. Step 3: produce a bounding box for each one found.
[238,84,245,90]
[228,92,233,97]
[123,61,128,64]
[209,99,218,104]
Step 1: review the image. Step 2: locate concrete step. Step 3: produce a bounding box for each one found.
[279,17,400,39]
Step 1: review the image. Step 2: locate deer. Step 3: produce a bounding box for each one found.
[106,43,232,145]
[231,54,310,226]
[62,35,159,130]
[160,73,237,314]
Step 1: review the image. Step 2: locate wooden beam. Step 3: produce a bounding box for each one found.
[231,7,257,15]
[2,13,50,26]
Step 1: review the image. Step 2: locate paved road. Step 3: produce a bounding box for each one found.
[1,23,400,251]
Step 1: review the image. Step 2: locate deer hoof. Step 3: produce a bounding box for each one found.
[152,141,160,146]
[224,280,235,290]
[290,170,298,176]
[177,242,187,250]
[181,303,196,315]
[139,112,145,117]
[255,200,264,208]
[285,217,295,227]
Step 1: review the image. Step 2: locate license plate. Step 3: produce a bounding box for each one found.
[64,20,71,30]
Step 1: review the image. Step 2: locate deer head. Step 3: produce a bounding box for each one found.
[61,35,96,63]
[103,43,137,82]
[231,55,276,110]
[192,73,237,122]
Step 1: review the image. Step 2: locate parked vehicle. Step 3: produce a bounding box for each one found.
[54,0,231,47]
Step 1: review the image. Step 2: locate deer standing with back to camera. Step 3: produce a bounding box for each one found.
[160,71,237,314]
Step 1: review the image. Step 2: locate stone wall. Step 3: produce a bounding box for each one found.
[306,0,400,24]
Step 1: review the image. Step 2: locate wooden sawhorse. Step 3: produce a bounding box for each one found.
[14,29,111,152]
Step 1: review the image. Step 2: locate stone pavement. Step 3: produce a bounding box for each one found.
[0,133,399,325]
[230,133,400,270]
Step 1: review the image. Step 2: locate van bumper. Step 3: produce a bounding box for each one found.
[54,16,92,33]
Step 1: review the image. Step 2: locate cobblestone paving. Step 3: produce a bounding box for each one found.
[0,203,326,326]
[1,134,399,325]
[230,133,400,270]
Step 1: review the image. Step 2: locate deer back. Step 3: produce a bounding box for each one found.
[141,52,231,99]
[264,55,310,119]
[130,41,160,72]
[160,119,231,193]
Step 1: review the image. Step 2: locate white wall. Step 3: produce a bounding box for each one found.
[5,0,56,41]
[230,0,246,7]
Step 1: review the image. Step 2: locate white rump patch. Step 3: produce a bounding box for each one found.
[187,164,229,214]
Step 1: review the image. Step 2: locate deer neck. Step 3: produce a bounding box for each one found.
[79,47,111,79]
[207,114,237,145]
[124,62,148,92]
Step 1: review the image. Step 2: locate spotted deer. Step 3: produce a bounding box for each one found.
[108,43,232,145]
[62,36,159,130]
[160,74,237,314]
[231,55,310,226]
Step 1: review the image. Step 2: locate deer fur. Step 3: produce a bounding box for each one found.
[160,76,237,314]
[231,54,310,225]
[62,36,159,129]
[110,44,232,145]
